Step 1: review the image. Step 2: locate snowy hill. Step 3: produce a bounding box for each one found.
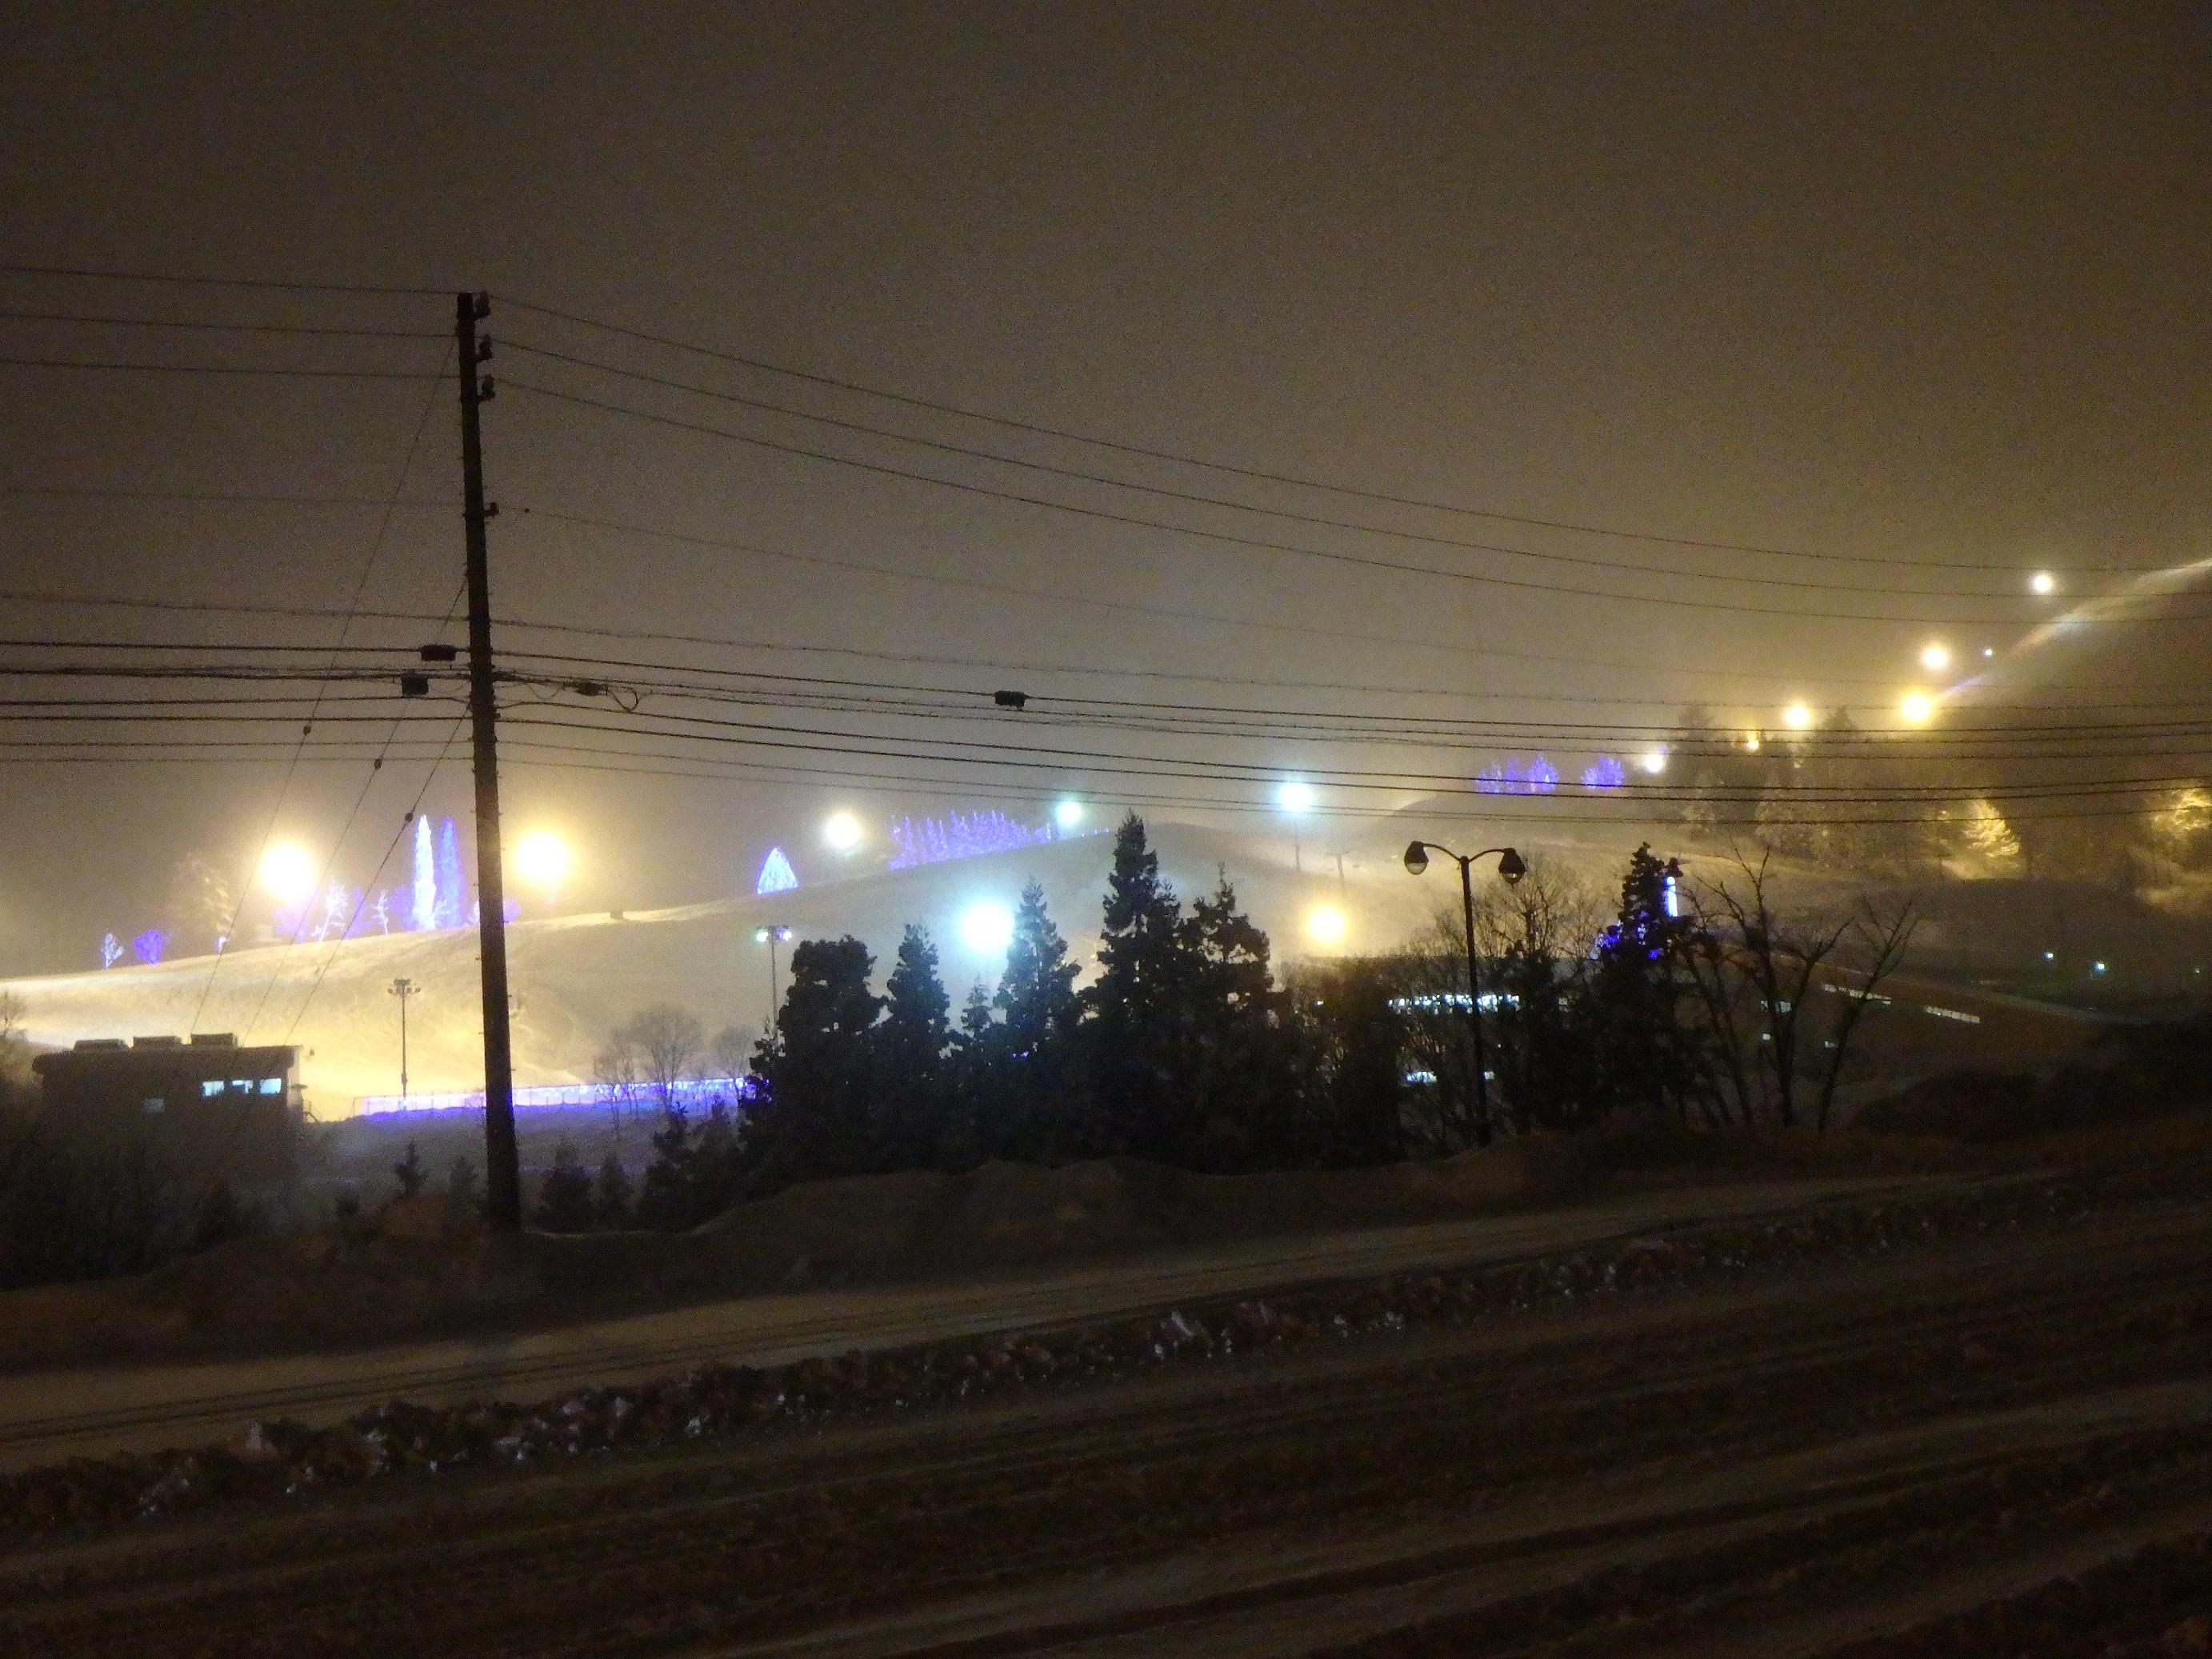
[2,822,1438,1117]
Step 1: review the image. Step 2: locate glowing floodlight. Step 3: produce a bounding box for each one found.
[513,830,570,889]
[1899,691,1935,724]
[1277,779,1318,813]
[1920,643,1950,673]
[2030,571,2058,596]
[1639,749,1668,775]
[823,811,863,852]
[958,900,1015,954]
[1054,799,1085,832]
[258,843,318,905]
[1306,905,1348,946]
[1783,703,1813,730]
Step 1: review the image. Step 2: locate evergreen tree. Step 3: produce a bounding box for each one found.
[1588,845,1706,1122]
[390,1139,427,1200]
[1180,873,1290,1168]
[982,881,1083,1158]
[164,852,236,957]
[445,1156,481,1217]
[873,926,953,1167]
[634,1104,697,1229]
[592,1153,634,1229]
[533,1142,595,1233]
[742,936,882,1193]
[1083,814,1189,1160]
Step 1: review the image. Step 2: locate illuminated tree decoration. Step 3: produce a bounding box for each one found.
[410,814,436,931]
[132,928,167,965]
[311,882,357,942]
[1475,756,1560,796]
[1581,755,1628,790]
[368,890,394,933]
[100,932,123,969]
[434,818,465,929]
[887,810,1052,869]
[755,845,798,895]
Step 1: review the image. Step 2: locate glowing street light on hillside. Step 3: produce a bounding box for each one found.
[958,899,1015,954]
[1899,690,1935,725]
[1306,904,1348,947]
[1639,748,1668,775]
[2030,571,2058,597]
[513,829,571,909]
[258,842,318,906]
[1919,643,1951,674]
[1054,799,1085,832]
[1783,702,1814,731]
[823,810,863,853]
[1277,778,1318,813]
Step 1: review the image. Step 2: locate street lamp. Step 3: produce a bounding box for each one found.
[388,977,418,1105]
[754,925,793,1031]
[1403,839,1526,1145]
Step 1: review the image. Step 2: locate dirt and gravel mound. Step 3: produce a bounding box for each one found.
[0,1138,1585,1367]
[0,1160,2138,1546]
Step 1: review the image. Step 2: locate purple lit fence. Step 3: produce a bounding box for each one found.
[355,1076,758,1117]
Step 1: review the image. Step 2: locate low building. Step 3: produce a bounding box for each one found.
[33,1033,299,1114]
[31,1033,302,1194]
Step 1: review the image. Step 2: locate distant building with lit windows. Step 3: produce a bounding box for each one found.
[33,1033,298,1115]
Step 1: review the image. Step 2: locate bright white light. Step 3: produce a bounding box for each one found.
[513,829,570,889]
[1306,905,1347,946]
[1054,800,1084,831]
[1639,749,1668,775]
[1277,779,1318,813]
[1743,735,1761,752]
[1783,703,1813,730]
[958,900,1014,954]
[2031,571,2058,596]
[258,843,318,905]
[823,811,863,851]
[1899,691,1935,724]
[1920,643,1950,673]
[1982,647,1995,658]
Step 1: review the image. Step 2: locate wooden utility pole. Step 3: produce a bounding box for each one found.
[455,291,521,1230]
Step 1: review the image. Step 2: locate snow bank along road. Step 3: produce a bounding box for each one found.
[0,1176,1926,1470]
[11,1165,2212,1655]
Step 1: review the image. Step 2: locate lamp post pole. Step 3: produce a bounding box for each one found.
[754,925,792,1035]
[388,977,417,1105]
[1404,841,1526,1146]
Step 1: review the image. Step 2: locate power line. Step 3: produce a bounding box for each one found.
[502,338,2053,602]
[503,379,2201,628]
[0,355,446,379]
[0,308,446,339]
[497,292,2157,578]
[2,485,454,506]
[0,262,448,297]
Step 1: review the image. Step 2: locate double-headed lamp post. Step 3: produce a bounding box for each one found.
[1403,841,1526,1145]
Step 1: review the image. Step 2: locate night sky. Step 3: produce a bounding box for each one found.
[2,2,2206,972]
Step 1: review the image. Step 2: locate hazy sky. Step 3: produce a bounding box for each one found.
[1,2,2206,971]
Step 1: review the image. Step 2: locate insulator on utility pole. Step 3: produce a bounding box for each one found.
[456,290,522,1231]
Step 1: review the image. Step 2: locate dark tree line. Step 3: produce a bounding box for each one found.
[567,816,1918,1233]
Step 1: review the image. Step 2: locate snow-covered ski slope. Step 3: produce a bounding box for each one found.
[3,824,1434,1117]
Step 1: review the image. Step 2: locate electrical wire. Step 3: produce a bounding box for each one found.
[495,292,2164,578]
[502,378,2207,628]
